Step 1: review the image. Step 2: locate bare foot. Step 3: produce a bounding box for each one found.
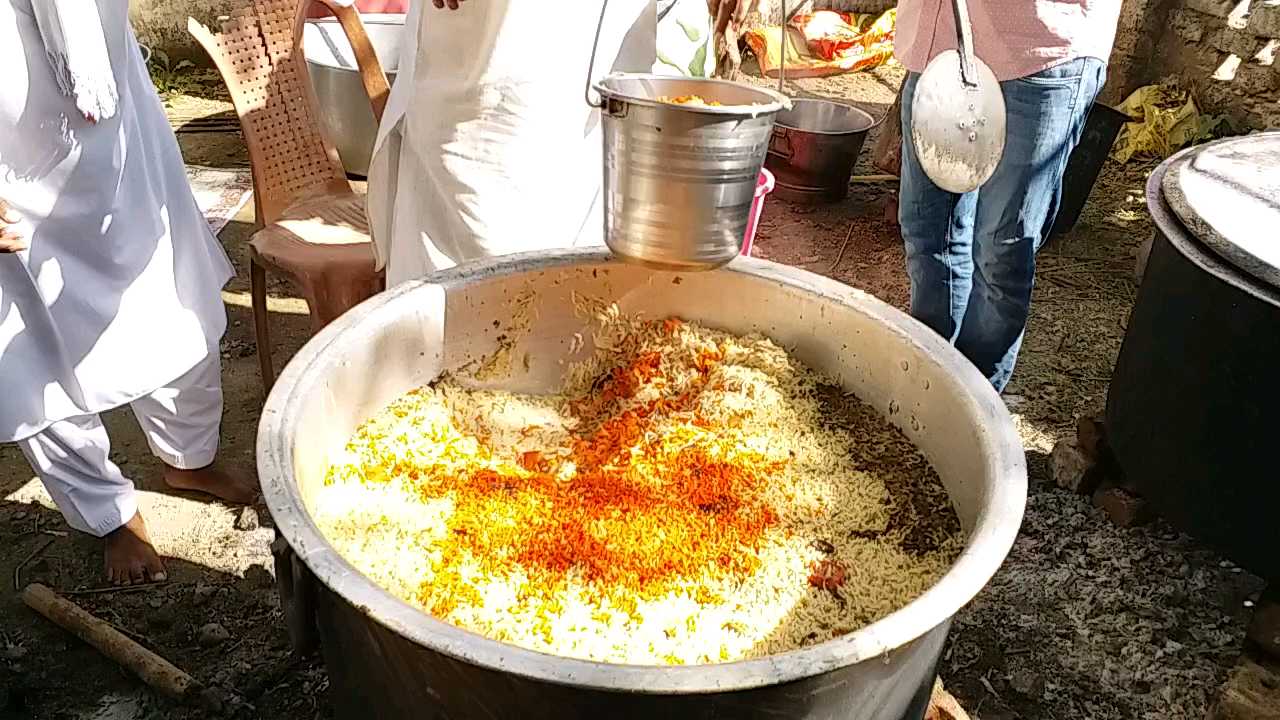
[105,511,167,585]
[164,464,259,505]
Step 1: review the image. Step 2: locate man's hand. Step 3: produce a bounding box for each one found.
[432,0,464,8]
[0,199,26,253]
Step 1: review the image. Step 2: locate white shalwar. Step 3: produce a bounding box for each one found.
[0,1,234,536]
[367,0,658,286]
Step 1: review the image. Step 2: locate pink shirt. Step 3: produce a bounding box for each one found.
[306,0,408,18]
[894,0,1123,81]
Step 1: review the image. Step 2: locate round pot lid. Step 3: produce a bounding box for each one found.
[1162,131,1280,292]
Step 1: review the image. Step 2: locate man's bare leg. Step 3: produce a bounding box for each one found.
[163,463,258,505]
[104,510,167,585]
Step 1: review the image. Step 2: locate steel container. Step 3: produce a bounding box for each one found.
[259,249,1026,720]
[594,75,790,271]
[304,14,404,177]
[766,99,876,204]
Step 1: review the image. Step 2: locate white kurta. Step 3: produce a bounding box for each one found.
[367,0,657,286]
[0,0,234,443]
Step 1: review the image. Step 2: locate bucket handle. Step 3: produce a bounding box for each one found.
[584,0,613,109]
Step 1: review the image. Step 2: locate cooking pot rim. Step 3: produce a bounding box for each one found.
[303,13,404,73]
[774,98,879,135]
[1147,142,1280,305]
[305,12,407,25]
[594,73,791,117]
[258,248,1026,693]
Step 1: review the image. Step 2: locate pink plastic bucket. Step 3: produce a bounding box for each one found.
[742,168,775,257]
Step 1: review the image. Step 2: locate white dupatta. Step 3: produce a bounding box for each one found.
[31,0,119,123]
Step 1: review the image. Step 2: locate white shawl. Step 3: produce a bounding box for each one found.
[32,0,119,123]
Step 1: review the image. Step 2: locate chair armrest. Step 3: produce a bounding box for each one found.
[310,0,391,123]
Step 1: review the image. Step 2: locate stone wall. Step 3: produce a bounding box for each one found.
[130,0,240,63]
[1100,0,1180,105]
[1107,0,1280,129]
[1161,0,1280,129]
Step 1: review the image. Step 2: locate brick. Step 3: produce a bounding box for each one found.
[1237,61,1280,93]
[1172,8,1208,41]
[1051,438,1101,494]
[1076,412,1107,461]
[1244,97,1280,129]
[926,678,971,720]
[1187,0,1237,18]
[1251,0,1280,37]
[1209,655,1280,720]
[1210,27,1265,57]
[1250,601,1280,661]
[1093,487,1153,527]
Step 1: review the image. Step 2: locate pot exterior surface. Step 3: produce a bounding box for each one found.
[766,100,875,204]
[317,582,947,720]
[304,16,405,177]
[258,250,1025,714]
[1106,155,1280,583]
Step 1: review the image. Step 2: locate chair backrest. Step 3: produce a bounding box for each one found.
[190,0,353,226]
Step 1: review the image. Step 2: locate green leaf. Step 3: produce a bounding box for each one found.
[687,44,708,78]
[676,18,702,42]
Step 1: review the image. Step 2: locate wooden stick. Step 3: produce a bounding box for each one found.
[21,583,202,703]
[829,220,858,273]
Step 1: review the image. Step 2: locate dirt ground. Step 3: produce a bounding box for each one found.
[0,66,1264,720]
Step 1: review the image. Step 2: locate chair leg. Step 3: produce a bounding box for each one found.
[251,257,275,394]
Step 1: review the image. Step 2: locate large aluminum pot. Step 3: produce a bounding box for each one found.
[258,249,1026,720]
[766,99,876,204]
[304,14,404,177]
[594,75,789,271]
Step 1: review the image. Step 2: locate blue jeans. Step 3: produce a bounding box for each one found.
[899,57,1106,391]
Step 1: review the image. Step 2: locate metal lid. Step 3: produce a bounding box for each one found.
[1162,131,1280,291]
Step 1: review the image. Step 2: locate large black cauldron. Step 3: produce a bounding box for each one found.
[1106,135,1280,584]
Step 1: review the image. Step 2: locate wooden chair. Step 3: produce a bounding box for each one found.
[189,0,391,392]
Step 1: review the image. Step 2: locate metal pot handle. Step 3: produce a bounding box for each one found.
[272,534,319,655]
[770,127,794,160]
[584,0,613,108]
[952,0,979,88]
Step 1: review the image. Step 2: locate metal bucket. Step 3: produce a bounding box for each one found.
[259,248,1027,720]
[766,99,876,204]
[593,75,789,271]
[304,14,405,177]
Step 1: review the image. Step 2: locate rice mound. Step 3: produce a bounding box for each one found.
[314,302,962,666]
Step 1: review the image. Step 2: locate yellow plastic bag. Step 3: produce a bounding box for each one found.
[1111,84,1222,163]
